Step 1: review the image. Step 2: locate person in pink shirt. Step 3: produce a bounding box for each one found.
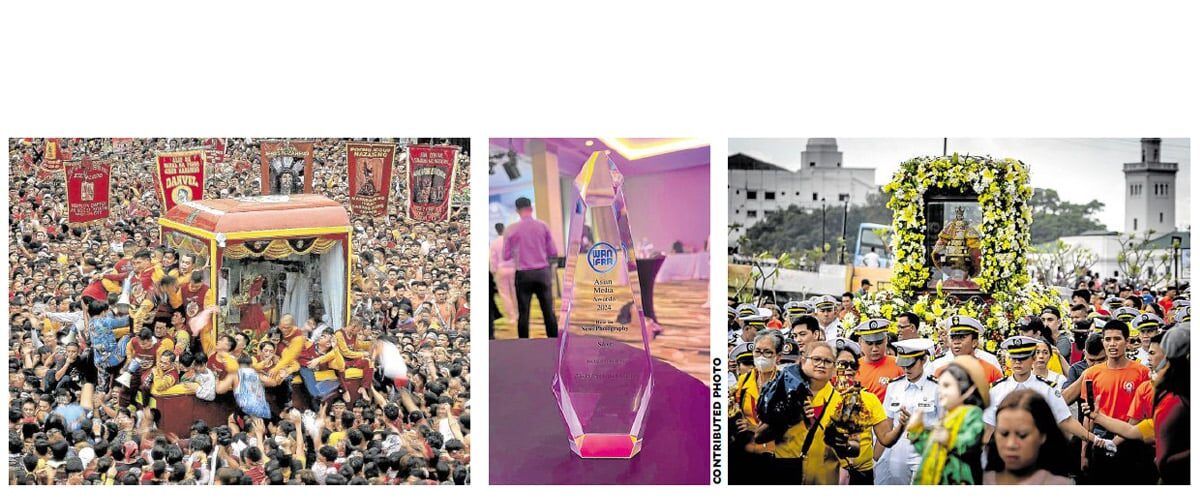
[502,197,559,339]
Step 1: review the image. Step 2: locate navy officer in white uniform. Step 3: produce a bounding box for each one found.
[812,295,841,339]
[874,338,938,485]
[982,335,1104,448]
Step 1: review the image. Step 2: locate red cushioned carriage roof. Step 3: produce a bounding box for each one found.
[161,194,350,235]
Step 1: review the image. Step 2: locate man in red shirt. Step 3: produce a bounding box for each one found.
[1063,319,1151,484]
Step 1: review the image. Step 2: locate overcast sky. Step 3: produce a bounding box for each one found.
[730,138,1191,232]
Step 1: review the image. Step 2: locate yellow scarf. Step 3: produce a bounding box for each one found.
[916,405,970,485]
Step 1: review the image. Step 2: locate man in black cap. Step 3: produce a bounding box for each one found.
[502,197,559,339]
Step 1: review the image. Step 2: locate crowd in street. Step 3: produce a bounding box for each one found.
[8,138,471,485]
[728,278,1190,485]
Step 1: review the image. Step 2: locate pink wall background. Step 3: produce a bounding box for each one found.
[621,164,711,252]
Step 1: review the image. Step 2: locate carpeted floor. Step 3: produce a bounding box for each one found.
[492,279,711,381]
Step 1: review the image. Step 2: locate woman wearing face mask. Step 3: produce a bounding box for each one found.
[984,389,1072,484]
[729,330,784,484]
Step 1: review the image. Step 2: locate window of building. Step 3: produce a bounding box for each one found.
[764,191,776,200]
[1164,184,1169,196]
[764,210,776,217]
[809,161,816,167]
[747,190,757,200]
[812,192,819,201]
[735,189,740,195]
[838,193,850,202]
[1134,218,1138,230]
[796,191,801,196]
[747,210,758,218]
[1160,212,1164,223]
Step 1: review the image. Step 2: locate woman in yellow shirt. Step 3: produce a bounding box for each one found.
[765,341,846,484]
[827,337,907,484]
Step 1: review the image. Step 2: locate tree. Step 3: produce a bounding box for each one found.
[738,190,893,260]
[1031,239,1098,287]
[1029,188,1107,243]
[1116,231,1174,288]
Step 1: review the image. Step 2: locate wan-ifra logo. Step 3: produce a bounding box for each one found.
[586,242,618,273]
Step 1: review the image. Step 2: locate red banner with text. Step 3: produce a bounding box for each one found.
[203,138,226,164]
[406,144,459,222]
[155,150,207,212]
[346,142,397,217]
[66,159,111,225]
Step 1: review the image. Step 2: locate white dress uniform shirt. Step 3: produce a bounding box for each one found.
[983,373,1072,426]
[929,349,1002,375]
[823,320,843,339]
[875,374,941,485]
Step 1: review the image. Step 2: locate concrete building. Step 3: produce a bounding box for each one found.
[729,138,876,242]
[1124,138,1178,234]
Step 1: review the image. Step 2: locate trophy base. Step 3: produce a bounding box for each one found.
[570,434,642,459]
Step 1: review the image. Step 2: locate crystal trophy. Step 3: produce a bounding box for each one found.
[553,150,655,459]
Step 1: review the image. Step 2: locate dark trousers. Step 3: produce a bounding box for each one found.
[515,267,557,339]
[848,468,874,485]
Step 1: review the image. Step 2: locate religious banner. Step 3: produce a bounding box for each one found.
[39,138,64,178]
[346,142,397,216]
[66,158,111,226]
[111,138,134,153]
[407,144,459,222]
[203,138,226,164]
[155,150,206,212]
[260,140,314,195]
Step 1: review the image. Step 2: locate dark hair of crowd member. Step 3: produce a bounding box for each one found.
[942,363,987,408]
[190,270,204,284]
[1155,354,1189,409]
[137,327,154,341]
[133,249,152,261]
[120,472,139,485]
[169,462,187,482]
[985,389,1070,476]
[791,314,822,333]
[319,445,338,463]
[188,433,211,454]
[151,460,167,480]
[897,311,921,330]
[96,456,114,476]
[1083,333,1104,356]
[9,432,24,453]
[1102,319,1129,339]
[49,438,70,460]
[1126,295,1144,310]
[219,334,238,351]
[87,299,109,318]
